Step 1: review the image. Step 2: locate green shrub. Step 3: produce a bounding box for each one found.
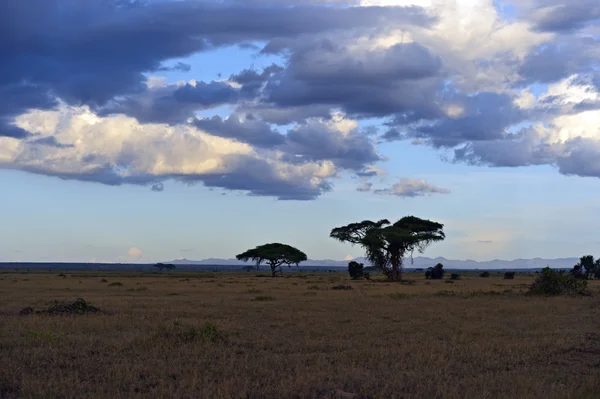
[450,273,461,280]
[400,279,417,285]
[108,282,123,287]
[503,272,516,280]
[445,280,455,284]
[479,271,490,278]
[527,267,591,296]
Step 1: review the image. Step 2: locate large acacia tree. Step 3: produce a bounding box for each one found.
[330,216,445,281]
[236,243,308,277]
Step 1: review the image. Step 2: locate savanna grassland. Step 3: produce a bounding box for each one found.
[1,270,599,399]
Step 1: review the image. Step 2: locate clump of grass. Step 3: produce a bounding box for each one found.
[20,298,103,316]
[127,286,148,292]
[435,290,456,297]
[57,273,66,278]
[100,279,108,283]
[388,292,409,300]
[331,285,353,290]
[445,280,455,284]
[156,321,227,343]
[254,295,275,301]
[108,282,123,287]
[166,292,180,296]
[247,289,262,294]
[400,279,417,285]
[307,285,322,290]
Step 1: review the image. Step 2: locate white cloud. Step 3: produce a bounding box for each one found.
[374,178,450,197]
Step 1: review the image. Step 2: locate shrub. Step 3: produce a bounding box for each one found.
[450,273,461,280]
[400,279,417,285]
[348,261,368,280]
[100,279,108,283]
[480,271,490,278]
[445,280,454,284]
[504,272,516,280]
[108,282,123,287]
[527,267,591,296]
[426,263,445,279]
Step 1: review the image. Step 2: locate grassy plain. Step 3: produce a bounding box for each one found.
[1,270,599,399]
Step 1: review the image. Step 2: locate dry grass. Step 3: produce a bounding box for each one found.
[1,271,600,398]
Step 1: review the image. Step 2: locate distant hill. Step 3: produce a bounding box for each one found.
[168,256,579,270]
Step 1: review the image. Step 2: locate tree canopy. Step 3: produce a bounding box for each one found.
[330,216,445,281]
[570,255,600,280]
[236,243,307,277]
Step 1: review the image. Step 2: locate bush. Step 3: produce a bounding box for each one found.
[480,271,490,278]
[348,261,368,280]
[503,272,516,280]
[528,267,591,296]
[450,273,461,280]
[426,263,444,279]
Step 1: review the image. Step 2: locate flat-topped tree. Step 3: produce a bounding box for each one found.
[330,216,445,281]
[236,243,308,277]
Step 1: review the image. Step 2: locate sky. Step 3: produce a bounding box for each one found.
[1,0,600,263]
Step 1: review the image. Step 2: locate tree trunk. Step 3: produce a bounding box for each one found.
[270,262,277,277]
[389,253,402,281]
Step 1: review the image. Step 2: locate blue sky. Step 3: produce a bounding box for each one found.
[1,0,600,263]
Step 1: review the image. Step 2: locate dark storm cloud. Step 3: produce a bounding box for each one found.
[262,40,444,118]
[0,0,431,125]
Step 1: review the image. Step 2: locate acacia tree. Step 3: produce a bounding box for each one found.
[330,216,445,281]
[236,243,308,277]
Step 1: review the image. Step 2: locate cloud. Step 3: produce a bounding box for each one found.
[477,240,493,244]
[1,0,600,197]
[374,178,450,197]
[3,105,339,200]
[356,182,373,192]
[127,247,143,259]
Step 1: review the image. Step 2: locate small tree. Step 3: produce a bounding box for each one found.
[571,255,599,280]
[348,261,368,280]
[154,263,176,272]
[330,216,445,281]
[426,263,444,279]
[236,243,307,277]
[450,273,460,280]
[480,271,490,278]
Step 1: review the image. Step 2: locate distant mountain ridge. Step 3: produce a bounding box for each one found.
[168,256,580,270]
